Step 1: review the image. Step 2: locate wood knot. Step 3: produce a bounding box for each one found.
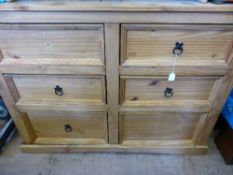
[211,54,217,58]
[131,97,138,101]
[128,52,136,57]
[149,80,158,86]
[13,55,21,59]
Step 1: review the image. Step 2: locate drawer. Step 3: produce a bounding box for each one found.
[27,111,108,145]
[4,74,106,112]
[0,24,105,74]
[119,113,207,146]
[120,76,221,113]
[120,24,233,76]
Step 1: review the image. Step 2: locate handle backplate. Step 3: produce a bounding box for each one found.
[164,87,173,98]
[54,85,63,96]
[173,42,184,56]
[64,124,72,132]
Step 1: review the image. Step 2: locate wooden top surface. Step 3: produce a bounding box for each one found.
[0,0,233,12]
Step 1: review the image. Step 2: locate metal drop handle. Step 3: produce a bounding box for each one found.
[54,85,63,96]
[164,87,173,98]
[64,124,72,132]
[172,42,184,56]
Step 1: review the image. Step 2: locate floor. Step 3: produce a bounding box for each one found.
[0,132,232,175]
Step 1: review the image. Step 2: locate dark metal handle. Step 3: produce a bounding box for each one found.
[64,124,72,132]
[54,85,63,96]
[173,42,184,55]
[164,87,173,98]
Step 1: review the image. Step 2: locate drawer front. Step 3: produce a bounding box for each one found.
[120,76,220,113]
[10,75,106,102]
[0,24,104,62]
[120,24,233,76]
[0,24,105,74]
[119,113,207,145]
[4,74,107,112]
[27,111,108,144]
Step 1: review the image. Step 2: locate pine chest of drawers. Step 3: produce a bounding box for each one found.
[0,1,233,154]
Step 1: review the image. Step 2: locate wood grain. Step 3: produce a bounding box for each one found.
[0,24,104,60]
[195,44,233,145]
[0,12,232,24]
[0,1,232,154]
[120,60,227,76]
[120,101,210,113]
[121,24,233,69]
[16,99,107,112]
[21,144,208,155]
[0,24,105,75]
[119,113,202,143]
[0,1,232,12]
[105,23,120,144]
[120,76,218,103]
[8,74,106,103]
[27,111,108,144]
[0,73,35,143]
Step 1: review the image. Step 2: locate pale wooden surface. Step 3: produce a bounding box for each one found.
[119,113,202,142]
[120,60,227,76]
[120,76,218,102]
[16,99,107,112]
[120,100,210,113]
[105,24,119,144]
[0,73,36,144]
[0,24,105,75]
[121,25,233,77]
[0,0,232,12]
[195,41,233,145]
[0,12,232,24]
[9,75,106,103]
[0,24,104,61]
[0,62,105,75]
[28,111,108,144]
[21,143,208,155]
[0,1,232,154]
[122,25,233,62]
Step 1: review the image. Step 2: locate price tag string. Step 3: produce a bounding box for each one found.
[164,42,183,98]
[167,53,178,88]
[171,54,178,74]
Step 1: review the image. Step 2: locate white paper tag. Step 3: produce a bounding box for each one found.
[168,72,176,82]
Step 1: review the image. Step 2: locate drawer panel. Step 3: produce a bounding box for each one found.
[120,24,232,76]
[27,111,108,144]
[4,74,106,112]
[120,76,220,113]
[0,24,105,74]
[119,113,207,145]
[11,75,105,102]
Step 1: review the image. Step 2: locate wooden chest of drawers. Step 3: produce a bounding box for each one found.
[0,0,232,154]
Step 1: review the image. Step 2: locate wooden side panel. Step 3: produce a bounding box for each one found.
[8,75,106,103]
[105,23,120,144]
[27,111,108,145]
[120,76,217,104]
[195,44,233,145]
[0,73,36,143]
[119,113,205,145]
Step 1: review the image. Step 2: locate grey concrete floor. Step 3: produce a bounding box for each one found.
[0,132,233,175]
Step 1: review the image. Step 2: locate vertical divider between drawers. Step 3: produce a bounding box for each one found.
[105,23,120,144]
